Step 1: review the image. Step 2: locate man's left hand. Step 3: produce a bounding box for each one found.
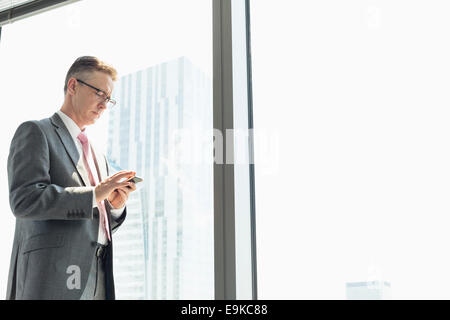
[107,182,137,209]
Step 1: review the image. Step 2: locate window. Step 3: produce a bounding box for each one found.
[251,0,450,299]
[0,0,213,299]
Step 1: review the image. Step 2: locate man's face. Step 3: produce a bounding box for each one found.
[72,71,114,128]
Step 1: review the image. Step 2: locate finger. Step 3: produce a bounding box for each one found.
[116,189,133,201]
[128,183,137,191]
[113,186,127,194]
[110,170,130,178]
[119,181,134,188]
[113,171,136,182]
[117,184,133,193]
[108,172,129,182]
[116,188,129,199]
[117,171,136,178]
[113,170,135,177]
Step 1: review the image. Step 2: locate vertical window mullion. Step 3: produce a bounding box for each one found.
[213,0,256,300]
[213,0,236,300]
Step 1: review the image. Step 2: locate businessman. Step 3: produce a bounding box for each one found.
[6,56,137,300]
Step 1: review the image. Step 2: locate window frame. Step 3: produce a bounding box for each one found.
[213,0,257,300]
[0,0,80,26]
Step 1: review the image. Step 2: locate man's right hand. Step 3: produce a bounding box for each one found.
[95,170,136,203]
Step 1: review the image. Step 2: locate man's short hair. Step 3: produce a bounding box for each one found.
[64,56,118,94]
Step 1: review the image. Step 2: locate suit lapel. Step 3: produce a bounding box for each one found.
[50,113,91,187]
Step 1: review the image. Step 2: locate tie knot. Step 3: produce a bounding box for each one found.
[77,131,89,145]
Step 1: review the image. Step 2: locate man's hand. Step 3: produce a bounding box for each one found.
[95,170,135,203]
[107,182,137,209]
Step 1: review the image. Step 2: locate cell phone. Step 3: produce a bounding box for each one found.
[127,176,143,184]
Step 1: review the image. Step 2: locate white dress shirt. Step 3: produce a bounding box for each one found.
[56,110,124,244]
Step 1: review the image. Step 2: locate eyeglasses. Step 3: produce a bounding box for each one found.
[76,78,117,108]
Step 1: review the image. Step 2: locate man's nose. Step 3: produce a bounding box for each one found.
[98,101,107,109]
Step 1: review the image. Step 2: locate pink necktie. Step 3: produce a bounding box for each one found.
[77,131,111,241]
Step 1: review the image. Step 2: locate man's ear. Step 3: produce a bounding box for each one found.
[66,77,77,95]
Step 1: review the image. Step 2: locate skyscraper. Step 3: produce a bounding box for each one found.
[346,281,392,300]
[107,57,213,300]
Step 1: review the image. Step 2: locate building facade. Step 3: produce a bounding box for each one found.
[107,57,213,299]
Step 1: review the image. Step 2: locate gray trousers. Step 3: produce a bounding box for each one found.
[80,244,108,300]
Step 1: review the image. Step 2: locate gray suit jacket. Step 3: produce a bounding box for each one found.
[6,112,127,300]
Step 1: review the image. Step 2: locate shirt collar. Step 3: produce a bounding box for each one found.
[56,110,87,141]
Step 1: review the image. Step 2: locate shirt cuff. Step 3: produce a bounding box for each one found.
[110,205,125,218]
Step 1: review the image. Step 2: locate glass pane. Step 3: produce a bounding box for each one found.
[231,0,253,299]
[251,0,450,299]
[0,0,213,299]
